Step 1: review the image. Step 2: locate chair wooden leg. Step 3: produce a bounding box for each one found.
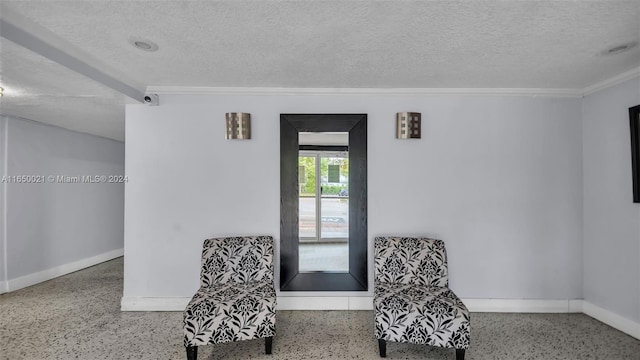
[456,348,465,360]
[265,336,273,354]
[378,339,386,358]
[186,346,197,360]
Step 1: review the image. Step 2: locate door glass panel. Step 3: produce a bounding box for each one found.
[298,156,316,240]
[298,148,349,273]
[320,155,348,240]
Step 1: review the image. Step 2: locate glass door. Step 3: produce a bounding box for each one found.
[299,151,349,272]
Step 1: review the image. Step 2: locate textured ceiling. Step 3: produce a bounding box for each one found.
[0,38,128,140]
[1,0,639,141]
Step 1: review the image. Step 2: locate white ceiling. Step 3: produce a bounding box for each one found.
[1,0,639,141]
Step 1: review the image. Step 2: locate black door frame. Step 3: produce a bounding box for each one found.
[630,105,640,203]
[280,114,367,291]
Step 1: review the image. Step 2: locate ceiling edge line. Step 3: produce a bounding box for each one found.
[582,67,640,97]
[0,18,145,103]
[0,113,124,143]
[145,86,583,98]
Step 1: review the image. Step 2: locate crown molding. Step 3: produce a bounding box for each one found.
[146,85,583,98]
[582,67,640,96]
[147,68,640,98]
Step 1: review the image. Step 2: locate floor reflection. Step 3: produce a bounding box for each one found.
[299,242,348,272]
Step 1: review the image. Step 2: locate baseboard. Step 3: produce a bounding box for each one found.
[121,296,374,311]
[120,296,638,341]
[121,296,583,313]
[0,280,7,294]
[582,301,640,340]
[6,248,123,292]
[277,296,374,310]
[121,297,191,311]
[279,297,585,312]
[463,298,583,313]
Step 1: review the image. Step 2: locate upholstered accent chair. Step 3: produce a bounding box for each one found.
[183,236,276,360]
[374,237,470,359]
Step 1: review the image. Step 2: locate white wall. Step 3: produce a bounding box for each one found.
[124,93,583,301]
[583,77,640,323]
[1,116,125,291]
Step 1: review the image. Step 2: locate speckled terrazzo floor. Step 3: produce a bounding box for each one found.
[1,258,640,360]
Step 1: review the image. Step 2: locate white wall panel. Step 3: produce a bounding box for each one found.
[124,93,583,301]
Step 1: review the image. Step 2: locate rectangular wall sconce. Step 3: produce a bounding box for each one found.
[396,112,421,139]
[225,112,251,139]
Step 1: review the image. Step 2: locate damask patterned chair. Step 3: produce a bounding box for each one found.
[374,237,470,359]
[183,236,276,360]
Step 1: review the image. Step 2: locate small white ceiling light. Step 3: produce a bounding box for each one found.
[128,37,159,52]
[600,41,637,56]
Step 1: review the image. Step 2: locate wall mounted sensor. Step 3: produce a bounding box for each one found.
[143,94,159,106]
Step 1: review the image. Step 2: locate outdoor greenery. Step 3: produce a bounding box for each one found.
[299,156,348,196]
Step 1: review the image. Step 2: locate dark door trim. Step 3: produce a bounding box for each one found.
[280,114,367,291]
[630,105,640,203]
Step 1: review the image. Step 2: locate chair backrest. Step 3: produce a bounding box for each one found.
[374,236,449,287]
[200,236,274,287]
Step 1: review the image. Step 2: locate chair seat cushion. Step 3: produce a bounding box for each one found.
[374,283,470,349]
[183,282,276,347]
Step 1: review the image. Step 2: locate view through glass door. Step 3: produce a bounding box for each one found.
[299,151,349,272]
